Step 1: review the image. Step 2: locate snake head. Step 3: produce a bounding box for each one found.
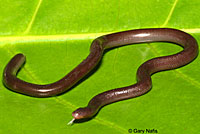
[72,107,94,119]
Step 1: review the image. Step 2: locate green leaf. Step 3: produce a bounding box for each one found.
[0,0,200,133]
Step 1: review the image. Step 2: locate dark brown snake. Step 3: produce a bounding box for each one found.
[3,28,198,124]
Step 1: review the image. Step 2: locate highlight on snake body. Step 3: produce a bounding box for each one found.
[3,28,198,125]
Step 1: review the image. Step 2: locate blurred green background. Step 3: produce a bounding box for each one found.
[0,0,200,133]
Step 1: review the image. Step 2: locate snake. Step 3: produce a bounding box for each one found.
[3,28,198,124]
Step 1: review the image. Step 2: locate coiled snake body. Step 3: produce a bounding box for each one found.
[3,28,198,124]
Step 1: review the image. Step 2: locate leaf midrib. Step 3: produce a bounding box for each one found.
[0,28,200,44]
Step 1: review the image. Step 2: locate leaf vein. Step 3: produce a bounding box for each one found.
[24,0,43,34]
[162,0,179,27]
[174,70,200,88]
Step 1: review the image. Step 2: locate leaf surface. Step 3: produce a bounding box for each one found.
[0,0,200,133]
